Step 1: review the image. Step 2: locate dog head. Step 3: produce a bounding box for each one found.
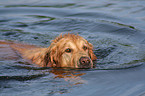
[45,33,97,68]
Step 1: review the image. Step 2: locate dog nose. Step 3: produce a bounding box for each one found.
[79,57,91,68]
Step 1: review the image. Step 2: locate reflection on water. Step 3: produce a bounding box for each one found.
[0,0,145,96]
[50,68,87,85]
[0,64,88,95]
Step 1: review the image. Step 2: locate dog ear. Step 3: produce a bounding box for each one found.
[89,49,97,61]
[44,44,58,67]
[88,43,97,61]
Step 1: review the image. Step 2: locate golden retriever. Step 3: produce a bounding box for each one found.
[0,33,97,68]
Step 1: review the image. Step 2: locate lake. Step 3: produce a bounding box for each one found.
[0,0,145,96]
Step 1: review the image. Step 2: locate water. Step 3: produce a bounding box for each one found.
[0,0,145,96]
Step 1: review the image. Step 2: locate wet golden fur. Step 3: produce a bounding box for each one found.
[0,33,97,68]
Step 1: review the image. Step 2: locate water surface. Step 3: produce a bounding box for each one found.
[0,0,145,96]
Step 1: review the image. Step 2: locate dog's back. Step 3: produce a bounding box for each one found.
[0,40,39,60]
[0,41,19,60]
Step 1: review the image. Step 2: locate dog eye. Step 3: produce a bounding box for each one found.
[65,48,72,53]
[83,46,88,50]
